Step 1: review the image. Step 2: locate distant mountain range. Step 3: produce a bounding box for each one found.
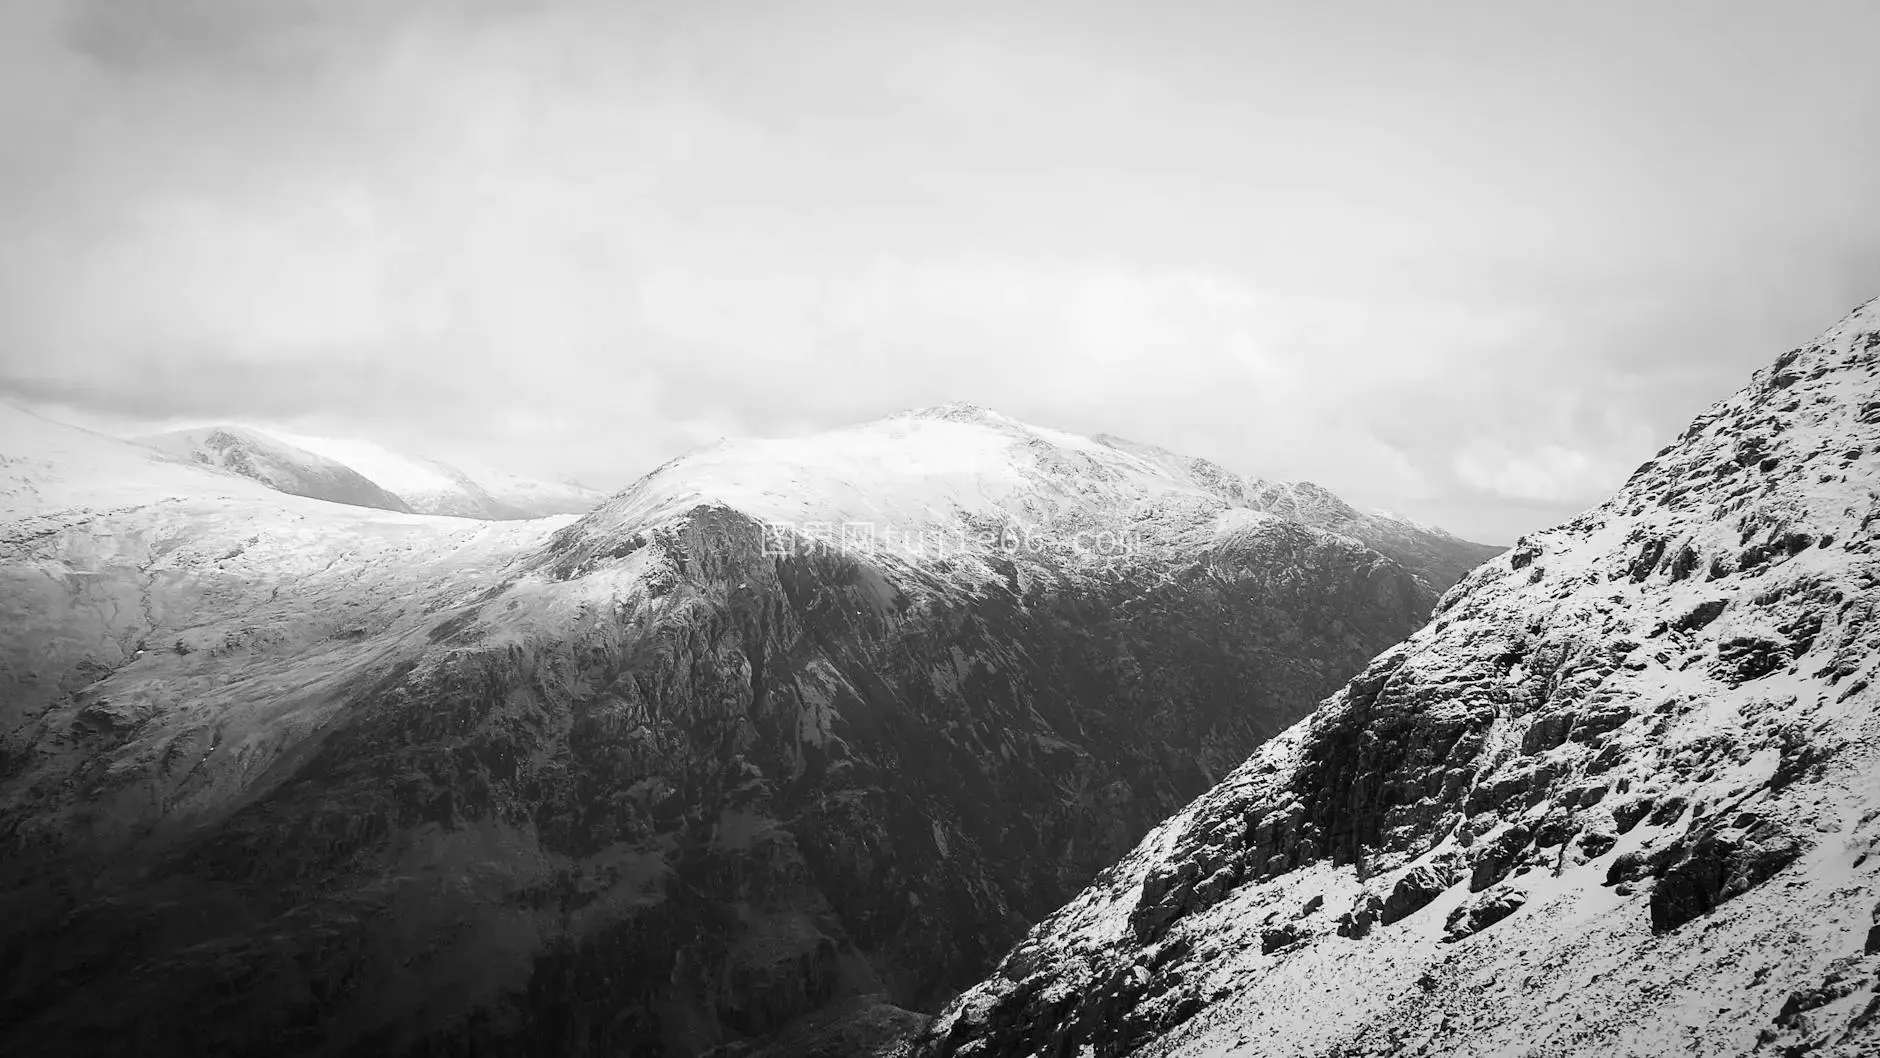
[135,424,606,519]
[0,398,1499,1057]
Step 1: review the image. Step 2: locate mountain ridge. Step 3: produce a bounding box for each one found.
[1089,431,1503,592]
[558,402,1499,596]
[916,295,1880,1057]
[133,423,607,520]
[137,425,417,514]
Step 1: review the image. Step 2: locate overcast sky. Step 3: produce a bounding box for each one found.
[3,0,1879,542]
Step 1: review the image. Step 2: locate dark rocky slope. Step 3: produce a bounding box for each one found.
[918,298,1880,1058]
[0,408,1489,1056]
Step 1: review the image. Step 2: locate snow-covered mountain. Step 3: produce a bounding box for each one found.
[0,402,1491,1057]
[2,402,278,516]
[133,425,606,520]
[0,402,565,747]
[918,298,1880,1058]
[137,425,415,513]
[274,433,608,519]
[557,402,1495,594]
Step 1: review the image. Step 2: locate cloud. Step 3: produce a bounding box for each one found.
[1451,439,1644,505]
[2,0,1879,544]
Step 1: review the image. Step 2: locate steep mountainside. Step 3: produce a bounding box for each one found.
[920,299,1880,1058]
[138,426,415,513]
[1095,435,1504,591]
[0,405,1476,1057]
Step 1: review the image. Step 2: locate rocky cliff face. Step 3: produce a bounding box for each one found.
[918,297,1880,1058]
[0,406,1489,1056]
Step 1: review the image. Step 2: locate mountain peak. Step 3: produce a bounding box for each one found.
[891,401,1018,427]
[552,408,1496,600]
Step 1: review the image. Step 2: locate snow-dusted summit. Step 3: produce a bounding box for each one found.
[552,401,1495,595]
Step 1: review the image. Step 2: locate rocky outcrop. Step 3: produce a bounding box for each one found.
[1381,863,1456,926]
[917,295,1880,1058]
[1442,885,1527,943]
[704,995,928,1058]
[1647,814,1808,933]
